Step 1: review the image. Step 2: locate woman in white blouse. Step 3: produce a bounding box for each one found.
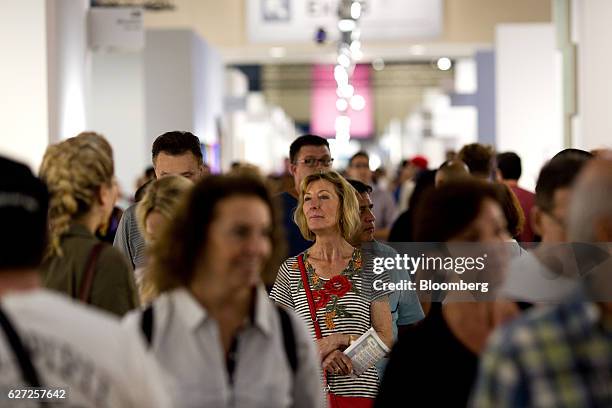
[123,174,324,408]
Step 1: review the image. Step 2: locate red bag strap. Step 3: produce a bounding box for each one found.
[79,243,105,303]
[297,254,323,340]
[298,254,330,389]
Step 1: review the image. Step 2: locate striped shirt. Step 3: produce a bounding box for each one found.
[270,248,391,399]
[113,204,147,270]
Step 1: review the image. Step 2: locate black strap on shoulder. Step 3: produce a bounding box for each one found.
[141,301,296,373]
[140,304,154,347]
[276,305,298,374]
[79,242,105,304]
[0,306,42,387]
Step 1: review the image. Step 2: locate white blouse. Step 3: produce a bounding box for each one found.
[122,286,324,408]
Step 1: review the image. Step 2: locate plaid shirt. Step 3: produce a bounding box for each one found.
[471,292,612,407]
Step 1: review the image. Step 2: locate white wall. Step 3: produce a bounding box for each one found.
[425,89,478,155]
[0,1,49,169]
[144,30,193,147]
[575,0,612,151]
[496,24,563,190]
[192,34,224,145]
[223,92,296,174]
[222,68,248,171]
[89,51,146,195]
[47,0,89,143]
[145,29,224,149]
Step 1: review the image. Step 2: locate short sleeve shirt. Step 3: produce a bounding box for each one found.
[113,204,147,270]
[277,191,311,257]
[0,289,171,408]
[362,241,425,379]
[123,287,325,408]
[270,248,391,398]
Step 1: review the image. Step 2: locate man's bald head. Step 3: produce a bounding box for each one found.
[435,160,470,187]
[568,158,612,242]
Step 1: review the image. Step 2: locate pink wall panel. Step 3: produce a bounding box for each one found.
[310,64,373,138]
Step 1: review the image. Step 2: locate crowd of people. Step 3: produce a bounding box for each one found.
[0,129,610,407]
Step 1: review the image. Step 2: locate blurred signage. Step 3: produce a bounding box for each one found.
[247,0,442,43]
[90,0,175,10]
[88,7,144,51]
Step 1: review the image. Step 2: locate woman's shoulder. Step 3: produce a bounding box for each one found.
[279,254,303,271]
[122,290,174,328]
[97,243,131,272]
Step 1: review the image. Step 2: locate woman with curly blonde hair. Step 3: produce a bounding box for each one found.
[270,170,393,407]
[40,132,138,316]
[135,175,192,302]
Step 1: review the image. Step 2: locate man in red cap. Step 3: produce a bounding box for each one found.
[397,155,429,213]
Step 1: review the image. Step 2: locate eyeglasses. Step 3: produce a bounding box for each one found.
[294,157,334,168]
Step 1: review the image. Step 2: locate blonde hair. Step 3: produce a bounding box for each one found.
[294,171,361,241]
[135,177,192,303]
[228,162,264,179]
[136,175,192,242]
[39,132,114,258]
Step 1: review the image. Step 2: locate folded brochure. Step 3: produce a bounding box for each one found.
[343,327,390,377]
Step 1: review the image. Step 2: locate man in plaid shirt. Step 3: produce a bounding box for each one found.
[471,157,612,407]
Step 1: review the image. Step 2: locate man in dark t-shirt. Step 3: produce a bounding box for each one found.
[280,135,333,256]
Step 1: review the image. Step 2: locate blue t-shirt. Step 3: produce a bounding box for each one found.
[278,191,311,257]
[366,240,425,379]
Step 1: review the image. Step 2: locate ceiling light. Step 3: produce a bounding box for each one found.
[437,57,452,71]
[334,65,349,85]
[338,19,356,32]
[350,94,366,111]
[338,84,354,98]
[335,115,351,133]
[335,131,350,144]
[337,54,351,68]
[336,98,349,112]
[350,2,362,19]
[372,58,385,71]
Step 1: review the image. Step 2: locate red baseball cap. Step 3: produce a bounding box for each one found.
[411,155,428,170]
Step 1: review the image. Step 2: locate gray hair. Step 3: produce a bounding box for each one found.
[568,161,612,242]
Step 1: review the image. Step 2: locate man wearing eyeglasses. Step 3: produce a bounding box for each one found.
[347,151,397,241]
[501,150,593,303]
[280,134,333,256]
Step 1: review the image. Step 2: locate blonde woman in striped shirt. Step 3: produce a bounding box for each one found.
[271,171,393,407]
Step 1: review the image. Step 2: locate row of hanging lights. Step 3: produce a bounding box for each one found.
[334,0,365,144]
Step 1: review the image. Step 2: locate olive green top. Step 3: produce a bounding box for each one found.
[42,223,139,317]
